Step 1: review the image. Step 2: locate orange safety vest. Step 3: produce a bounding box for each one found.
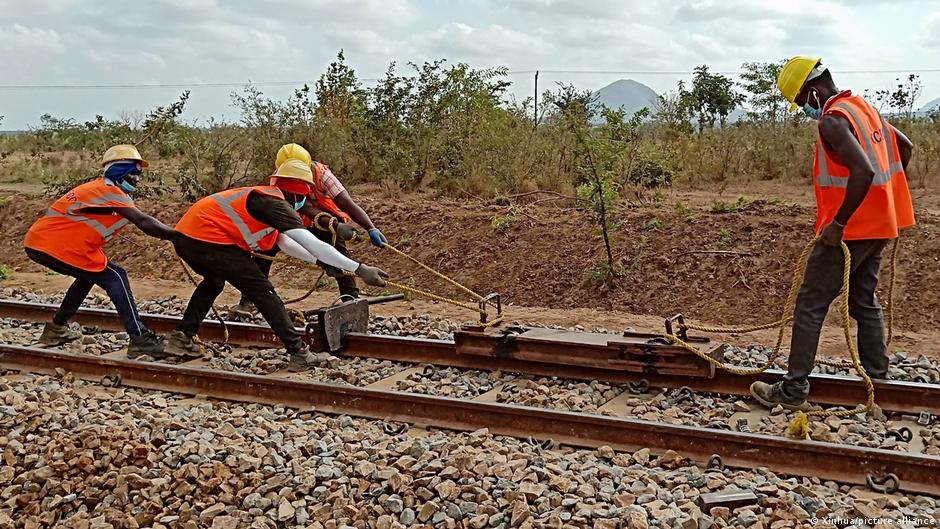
[24,178,134,272]
[813,91,915,240]
[309,162,351,223]
[175,186,287,252]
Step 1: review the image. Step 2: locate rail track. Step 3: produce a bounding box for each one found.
[2,299,938,416]
[2,299,940,496]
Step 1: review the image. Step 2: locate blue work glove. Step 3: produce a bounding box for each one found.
[368,228,388,248]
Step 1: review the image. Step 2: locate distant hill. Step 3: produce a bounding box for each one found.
[920,96,940,113]
[594,79,659,117]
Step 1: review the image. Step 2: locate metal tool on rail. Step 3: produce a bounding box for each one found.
[251,240,503,329]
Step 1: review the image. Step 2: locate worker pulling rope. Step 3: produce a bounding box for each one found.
[252,241,503,327]
[664,237,900,439]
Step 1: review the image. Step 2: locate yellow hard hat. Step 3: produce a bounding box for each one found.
[271,159,314,185]
[101,144,148,167]
[777,56,823,111]
[275,143,312,168]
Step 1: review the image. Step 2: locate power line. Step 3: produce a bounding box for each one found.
[1,67,938,90]
[507,68,940,76]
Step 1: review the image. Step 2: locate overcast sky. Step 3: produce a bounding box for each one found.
[2,0,939,129]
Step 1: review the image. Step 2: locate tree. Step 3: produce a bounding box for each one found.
[890,74,923,119]
[316,50,367,123]
[739,61,788,123]
[680,65,744,131]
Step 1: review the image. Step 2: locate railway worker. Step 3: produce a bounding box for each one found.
[232,143,386,315]
[23,144,173,358]
[165,159,389,370]
[750,57,914,410]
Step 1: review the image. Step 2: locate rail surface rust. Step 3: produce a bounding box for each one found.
[1,300,936,416]
[1,343,938,496]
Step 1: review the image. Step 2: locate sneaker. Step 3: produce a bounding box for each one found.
[163,330,203,359]
[127,330,166,359]
[288,348,337,372]
[38,322,82,346]
[749,381,810,411]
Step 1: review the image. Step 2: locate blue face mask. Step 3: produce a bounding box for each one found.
[293,196,307,211]
[803,91,822,120]
[118,180,137,194]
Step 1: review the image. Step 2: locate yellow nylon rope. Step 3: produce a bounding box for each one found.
[664,237,899,438]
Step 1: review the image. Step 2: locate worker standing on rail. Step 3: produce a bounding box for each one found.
[165,159,389,370]
[750,57,915,410]
[23,144,174,358]
[232,143,387,315]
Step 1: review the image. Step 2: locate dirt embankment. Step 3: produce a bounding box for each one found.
[2,190,938,332]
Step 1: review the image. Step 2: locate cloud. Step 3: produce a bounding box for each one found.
[0,24,66,54]
[925,11,940,46]
[247,0,418,28]
[495,0,669,20]
[417,23,554,66]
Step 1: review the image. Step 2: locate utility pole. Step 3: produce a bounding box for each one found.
[534,70,539,126]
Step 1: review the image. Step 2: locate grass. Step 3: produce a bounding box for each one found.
[397,234,414,247]
[584,261,611,284]
[717,228,733,248]
[643,218,662,231]
[709,195,752,214]
[491,211,517,231]
[0,264,13,280]
[674,202,695,217]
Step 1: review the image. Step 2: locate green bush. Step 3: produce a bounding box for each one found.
[4,54,937,201]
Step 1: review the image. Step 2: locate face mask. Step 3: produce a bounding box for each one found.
[118,180,137,194]
[803,90,822,120]
[293,196,307,211]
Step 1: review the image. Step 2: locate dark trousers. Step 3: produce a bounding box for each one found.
[783,239,890,399]
[173,235,304,353]
[240,218,359,304]
[25,248,147,336]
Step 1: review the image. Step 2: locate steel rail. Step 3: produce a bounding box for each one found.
[0,343,937,495]
[342,333,940,416]
[1,300,938,415]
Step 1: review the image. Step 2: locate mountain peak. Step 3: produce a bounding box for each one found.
[594,79,659,117]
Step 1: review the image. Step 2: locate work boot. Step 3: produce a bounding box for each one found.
[127,330,166,359]
[163,330,203,359]
[288,347,337,372]
[749,381,810,411]
[231,298,256,318]
[38,322,83,346]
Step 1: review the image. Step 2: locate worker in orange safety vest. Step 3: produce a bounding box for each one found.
[23,144,176,358]
[750,57,915,410]
[167,159,388,370]
[231,143,387,316]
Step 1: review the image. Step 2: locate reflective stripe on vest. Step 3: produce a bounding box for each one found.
[210,188,276,251]
[815,103,904,189]
[42,192,133,241]
[43,209,129,241]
